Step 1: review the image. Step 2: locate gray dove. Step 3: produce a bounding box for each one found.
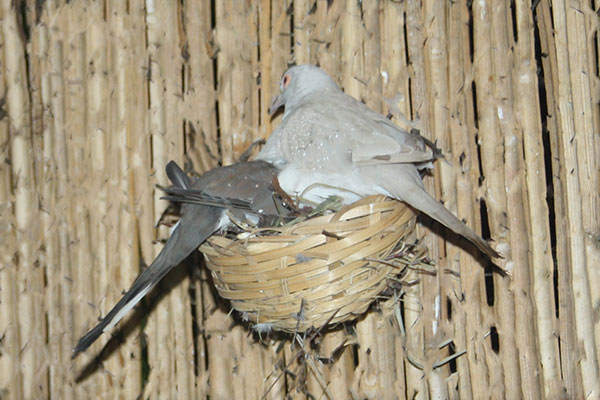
[258,64,499,258]
[73,160,291,357]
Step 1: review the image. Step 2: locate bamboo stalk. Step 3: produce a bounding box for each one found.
[182,0,220,172]
[259,0,274,141]
[514,1,563,398]
[61,4,108,398]
[0,6,21,399]
[401,2,430,397]
[537,1,582,396]
[145,1,192,398]
[313,0,343,76]
[145,0,174,396]
[340,0,362,98]
[37,17,66,400]
[292,0,311,64]
[305,329,351,399]
[260,340,285,400]
[208,2,267,398]
[115,1,157,394]
[378,3,411,398]
[487,1,544,398]
[263,0,292,143]
[562,0,600,365]
[215,1,258,165]
[351,2,408,399]
[85,3,123,397]
[2,0,47,398]
[193,264,210,396]
[550,0,600,396]
[44,5,80,398]
[25,1,54,397]
[249,7,261,146]
[107,0,147,395]
[204,306,237,399]
[122,4,155,377]
[379,1,411,123]
[179,0,221,393]
[338,3,387,399]
[444,2,484,397]
[421,3,451,398]
[466,1,511,397]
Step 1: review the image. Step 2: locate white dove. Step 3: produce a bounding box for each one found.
[258,64,499,259]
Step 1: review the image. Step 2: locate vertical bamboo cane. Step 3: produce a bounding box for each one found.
[561,0,600,364]
[455,1,502,397]
[257,5,289,397]
[3,0,47,398]
[537,2,583,396]
[403,2,433,398]
[313,0,344,88]
[109,0,146,394]
[145,1,192,398]
[488,2,541,398]
[551,0,600,396]
[44,5,80,398]
[122,4,155,376]
[422,2,454,398]
[514,1,563,398]
[182,0,220,173]
[445,2,485,397]
[292,0,312,64]
[379,2,412,397]
[181,0,219,394]
[86,3,128,398]
[0,5,21,399]
[347,2,406,399]
[37,15,68,400]
[63,4,108,398]
[263,0,292,142]
[215,0,258,165]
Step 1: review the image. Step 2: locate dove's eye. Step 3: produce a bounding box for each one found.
[282,74,291,89]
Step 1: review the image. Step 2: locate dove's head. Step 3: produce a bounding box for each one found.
[269,65,340,116]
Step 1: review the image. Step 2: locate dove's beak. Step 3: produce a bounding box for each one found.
[268,94,285,116]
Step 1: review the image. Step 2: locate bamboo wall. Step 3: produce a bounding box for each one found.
[0,0,598,399]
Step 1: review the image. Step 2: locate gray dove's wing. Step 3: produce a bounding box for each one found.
[73,161,286,357]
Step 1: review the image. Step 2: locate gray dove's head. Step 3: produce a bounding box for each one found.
[269,65,340,115]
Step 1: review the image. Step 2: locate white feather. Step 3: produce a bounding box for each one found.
[103,284,152,333]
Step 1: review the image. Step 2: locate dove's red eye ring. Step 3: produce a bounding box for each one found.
[282,74,291,88]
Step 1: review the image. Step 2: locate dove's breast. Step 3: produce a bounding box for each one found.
[276,164,376,205]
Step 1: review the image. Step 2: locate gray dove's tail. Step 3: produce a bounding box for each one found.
[71,220,216,358]
[72,163,224,358]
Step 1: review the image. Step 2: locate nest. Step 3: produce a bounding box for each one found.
[200,195,429,332]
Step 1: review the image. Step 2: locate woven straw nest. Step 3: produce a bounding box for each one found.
[200,195,430,332]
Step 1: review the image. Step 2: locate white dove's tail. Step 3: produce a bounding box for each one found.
[400,184,500,258]
[363,165,500,259]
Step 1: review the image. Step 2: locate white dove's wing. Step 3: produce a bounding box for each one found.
[331,94,435,166]
[261,95,434,170]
